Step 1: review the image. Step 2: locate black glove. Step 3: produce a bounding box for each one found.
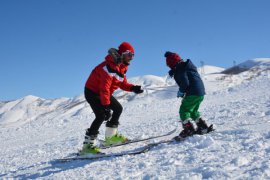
[131,85,144,94]
[102,105,111,121]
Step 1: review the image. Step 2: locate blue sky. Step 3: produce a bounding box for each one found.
[0,0,269,101]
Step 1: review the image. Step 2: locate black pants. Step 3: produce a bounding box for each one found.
[84,88,123,135]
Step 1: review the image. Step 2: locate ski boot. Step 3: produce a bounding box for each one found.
[81,143,101,155]
[104,126,129,146]
[80,133,102,155]
[195,118,212,135]
[174,120,196,141]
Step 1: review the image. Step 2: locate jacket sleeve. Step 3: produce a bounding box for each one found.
[175,71,189,93]
[99,69,113,105]
[120,75,134,92]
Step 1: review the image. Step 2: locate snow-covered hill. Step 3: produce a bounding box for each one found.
[0,59,270,179]
[222,58,270,74]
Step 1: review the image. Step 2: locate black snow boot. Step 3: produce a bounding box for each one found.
[196,118,209,134]
[175,121,196,141]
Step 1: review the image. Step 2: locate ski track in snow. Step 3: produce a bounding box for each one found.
[1,61,270,179]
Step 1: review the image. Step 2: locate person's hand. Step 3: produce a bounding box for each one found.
[103,105,111,120]
[131,85,144,94]
[177,90,185,98]
[168,69,175,78]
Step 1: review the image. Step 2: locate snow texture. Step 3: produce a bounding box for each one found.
[0,59,270,179]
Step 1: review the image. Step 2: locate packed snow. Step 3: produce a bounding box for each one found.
[0,59,270,179]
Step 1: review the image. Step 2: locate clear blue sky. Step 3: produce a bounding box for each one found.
[0,0,269,101]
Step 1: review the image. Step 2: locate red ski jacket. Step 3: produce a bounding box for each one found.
[85,55,134,105]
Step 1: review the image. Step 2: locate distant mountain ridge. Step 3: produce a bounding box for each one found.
[222,58,270,74]
[0,58,269,127]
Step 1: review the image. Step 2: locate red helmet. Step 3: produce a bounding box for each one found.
[118,42,135,55]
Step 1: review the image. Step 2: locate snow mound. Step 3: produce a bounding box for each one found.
[0,96,74,127]
[128,75,167,87]
[0,95,42,125]
[198,65,225,74]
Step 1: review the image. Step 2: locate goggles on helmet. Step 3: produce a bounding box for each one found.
[122,51,134,58]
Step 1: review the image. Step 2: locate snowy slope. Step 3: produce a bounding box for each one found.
[198,65,225,74]
[0,59,270,179]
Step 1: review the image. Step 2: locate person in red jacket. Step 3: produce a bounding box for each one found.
[82,42,143,154]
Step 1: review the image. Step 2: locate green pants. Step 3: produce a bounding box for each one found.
[179,95,204,121]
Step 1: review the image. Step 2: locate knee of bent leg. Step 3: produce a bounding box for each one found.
[95,111,105,120]
[114,105,123,115]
